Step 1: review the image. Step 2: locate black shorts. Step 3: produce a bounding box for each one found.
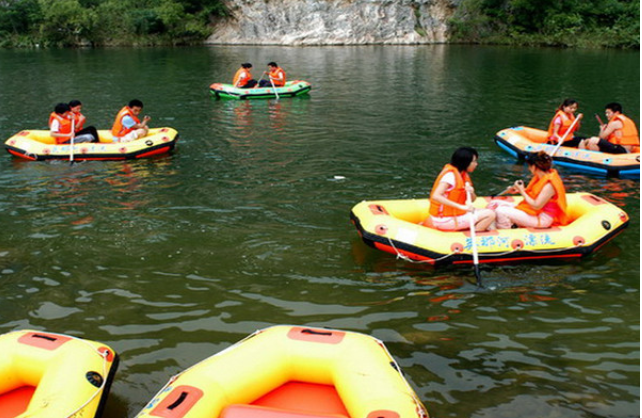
[597,139,627,154]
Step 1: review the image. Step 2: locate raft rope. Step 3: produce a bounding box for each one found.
[374,336,430,418]
[140,328,264,410]
[42,332,113,418]
[385,235,583,264]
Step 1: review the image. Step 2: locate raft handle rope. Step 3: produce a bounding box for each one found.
[18,331,113,418]
[385,234,586,264]
[375,337,429,418]
[140,328,265,409]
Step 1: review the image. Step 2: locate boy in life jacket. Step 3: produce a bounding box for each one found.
[493,152,569,229]
[425,147,496,232]
[581,102,640,154]
[233,63,258,89]
[111,99,151,143]
[49,103,96,145]
[547,98,584,147]
[69,99,99,143]
[258,62,286,88]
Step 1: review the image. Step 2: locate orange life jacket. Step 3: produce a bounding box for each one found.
[547,110,578,141]
[515,169,569,226]
[269,67,286,87]
[607,114,640,146]
[429,164,471,218]
[111,106,140,138]
[233,68,252,87]
[72,112,85,131]
[49,112,72,144]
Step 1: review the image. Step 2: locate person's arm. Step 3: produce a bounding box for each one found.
[76,114,86,131]
[123,115,150,130]
[516,181,555,210]
[431,180,473,212]
[549,116,562,142]
[50,119,74,140]
[599,119,622,140]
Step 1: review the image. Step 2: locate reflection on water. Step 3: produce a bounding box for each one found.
[0,46,639,418]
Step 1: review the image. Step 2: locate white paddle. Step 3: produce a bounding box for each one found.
[69,115,75,164]
[269,76,280,100]
[549,113,583,157]
[465,184,482,287]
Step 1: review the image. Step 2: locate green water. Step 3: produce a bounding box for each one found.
[0,45,639,418]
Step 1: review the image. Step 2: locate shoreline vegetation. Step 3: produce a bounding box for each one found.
[0,0,639,49]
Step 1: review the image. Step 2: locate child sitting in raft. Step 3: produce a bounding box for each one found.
[423,147,496,232]
[490,152,569,229]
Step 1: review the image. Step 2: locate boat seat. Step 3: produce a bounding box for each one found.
[221,404,349,418]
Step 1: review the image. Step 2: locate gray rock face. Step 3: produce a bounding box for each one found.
[206,0,457,45]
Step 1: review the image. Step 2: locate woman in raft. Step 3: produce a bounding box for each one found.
[491,151,569,229]
[547,98,584,147]
[424,147,496,232]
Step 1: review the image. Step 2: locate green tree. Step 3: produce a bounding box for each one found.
[37,0,96,46]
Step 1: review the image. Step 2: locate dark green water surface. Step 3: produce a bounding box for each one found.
[0,45,639,417]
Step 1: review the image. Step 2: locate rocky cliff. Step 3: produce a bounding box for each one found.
[206,0,458,45]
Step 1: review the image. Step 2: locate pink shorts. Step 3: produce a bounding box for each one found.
[430,213,476,231]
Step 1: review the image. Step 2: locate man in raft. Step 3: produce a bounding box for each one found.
[581,102,639,154]
[258,62,286,88]
[111,99,151,143]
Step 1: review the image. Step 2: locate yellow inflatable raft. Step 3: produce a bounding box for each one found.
[136,325,428,418]
[350,193,629,266]
[494,126,640,178]
[4,128,179,161]
[0,329,119,418]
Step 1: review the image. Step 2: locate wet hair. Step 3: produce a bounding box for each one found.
[558,98,578,110]
[450,147,478,172]
[54,102,70,115]
[69,99,82,108]
[605,102,623,114]
[267,62,277,67]
[128,99,144,108]
[526,151,553,172]
[241,63,252,68]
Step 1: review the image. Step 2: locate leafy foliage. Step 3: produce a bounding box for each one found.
[449,0,640,48]
[0,0,227,47]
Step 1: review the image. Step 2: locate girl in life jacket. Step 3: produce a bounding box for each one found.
[69,99,99,143]
[425,147,496,232]
[547,98,584,147]
[492,151,569,229]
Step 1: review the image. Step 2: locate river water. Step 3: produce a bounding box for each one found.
[0,45,639,418]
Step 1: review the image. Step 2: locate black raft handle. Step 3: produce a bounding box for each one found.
[301,329,333,337]
[167,391,189,410]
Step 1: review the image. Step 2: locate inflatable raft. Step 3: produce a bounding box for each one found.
[209,80,312,100]
[136,325,428,418]
[4,127,179,161]
[494,126,640,178]
[0,329,119,418]
[350,193,629,266]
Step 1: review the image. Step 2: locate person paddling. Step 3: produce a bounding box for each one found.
[547,98,584,148]
[233,63,258,89]
[424,147,495,232]
[259,62,286,88]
